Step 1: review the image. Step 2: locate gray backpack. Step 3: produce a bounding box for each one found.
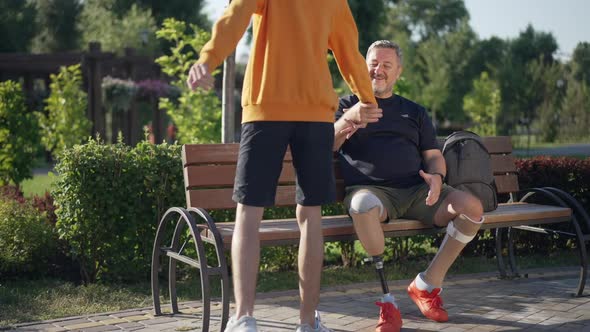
[442,131,498,212]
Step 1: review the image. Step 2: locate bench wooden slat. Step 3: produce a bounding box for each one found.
[183,136,520,209]
[491,155,517,174]
[183,144,293,165]
[494,173,520,194]
[203,203,571,246]
[187,185,298,210]
[482,136,513,154]
[184,163,296,188]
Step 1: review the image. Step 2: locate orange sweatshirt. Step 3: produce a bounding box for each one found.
[198,0,377,123]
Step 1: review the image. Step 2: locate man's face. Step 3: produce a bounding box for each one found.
[366,47,402,98]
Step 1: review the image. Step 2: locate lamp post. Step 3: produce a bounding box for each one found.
[222,0,236,143]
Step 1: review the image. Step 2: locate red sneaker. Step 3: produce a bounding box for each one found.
[375,301,402,332]
[407,280,448,322]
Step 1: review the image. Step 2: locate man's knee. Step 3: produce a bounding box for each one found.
[349,190,384,217]
[449,191,484,221]
[446,213,484,244]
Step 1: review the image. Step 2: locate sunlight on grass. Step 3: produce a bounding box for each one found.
[20,172,56,197]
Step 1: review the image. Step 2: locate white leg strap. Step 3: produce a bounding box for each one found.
[446,221,475,244]
[460,213,485,224]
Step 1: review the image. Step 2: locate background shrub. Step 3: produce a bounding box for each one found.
[155,18,221,143]
[0,80,40,186]
[0,198,56,276]
[39,64,91,159]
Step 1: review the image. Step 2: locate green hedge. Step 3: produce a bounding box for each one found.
[53,139,183,283]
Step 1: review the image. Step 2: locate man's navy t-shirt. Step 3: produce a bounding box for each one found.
[336,94,438,188]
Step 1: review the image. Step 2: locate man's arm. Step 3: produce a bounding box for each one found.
[333,101,382,151]
[420,149,446,206]
[187,0,260,90]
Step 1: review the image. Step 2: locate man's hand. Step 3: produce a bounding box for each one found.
[338,102,382,139]
[345,102,382,125]
[419,170,442,206]
[187,63,214,91]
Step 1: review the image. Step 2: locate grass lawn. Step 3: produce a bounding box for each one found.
[20,172,56,197]
[0,249,580,328]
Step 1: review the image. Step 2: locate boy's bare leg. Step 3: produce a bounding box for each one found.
[297,204,324,326]
[232,203,264,318]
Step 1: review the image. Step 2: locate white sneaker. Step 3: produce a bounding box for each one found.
[295,311,333,332]
[224,315,259,332]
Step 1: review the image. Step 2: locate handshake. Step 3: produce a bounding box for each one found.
[338,102,382,139]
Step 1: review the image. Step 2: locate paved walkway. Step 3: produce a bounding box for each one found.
[11,267,590,332]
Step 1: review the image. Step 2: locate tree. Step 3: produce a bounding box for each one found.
[110,0,209,30]
[39,65,91,158]
[559,77,590,141]
[387,0,469,41]
[0,1,36,52]
[497,25,558,135]
[155,19,221,143]
[0,81,40,187]
[347,0,388,53]
[78,0,158,55]
[528,58,565,142]
[30,0,81,53]
[463,72,501,136]
[571,42,590,86]
[414,37,449,129]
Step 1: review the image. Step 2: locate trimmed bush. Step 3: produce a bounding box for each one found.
[53,139,184,283]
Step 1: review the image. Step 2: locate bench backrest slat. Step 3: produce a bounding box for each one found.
[183,136,518,209]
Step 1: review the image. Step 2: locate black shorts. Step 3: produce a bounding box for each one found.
[232,121,336,207]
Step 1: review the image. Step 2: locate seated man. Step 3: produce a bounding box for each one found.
[334,40,484,332]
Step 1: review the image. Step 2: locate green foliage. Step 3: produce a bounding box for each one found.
[78,0,158,55]
[415,38,449,125]
[53,139,184,283]
[463,72,501,136]
[528,58,566,142]
[0,1,36,52]
[156,18,221,143]
[30,0,81,53]
[39,65,91,158]
[0,81,40,186]
[497,25,559,135]
[110,0,210,30]
[388,0,469,41]
[559,78,590,141]
[572,42,590,86]
[347,0,388,53]
[0,198,56,276]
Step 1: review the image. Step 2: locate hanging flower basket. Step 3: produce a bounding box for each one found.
[136,79,180,101]
[101,76,138,113]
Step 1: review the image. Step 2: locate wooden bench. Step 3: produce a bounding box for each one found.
[151,136,589,332]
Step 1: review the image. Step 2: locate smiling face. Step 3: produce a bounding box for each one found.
[366,47,403,99]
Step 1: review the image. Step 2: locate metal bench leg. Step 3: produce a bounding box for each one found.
[519,187,588,296]
[542,187,589,296]
[507,226,520,277]
[189,207,230,331]
[495,228,508,278]
[151,207,212,331]
[152,207,193,316]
